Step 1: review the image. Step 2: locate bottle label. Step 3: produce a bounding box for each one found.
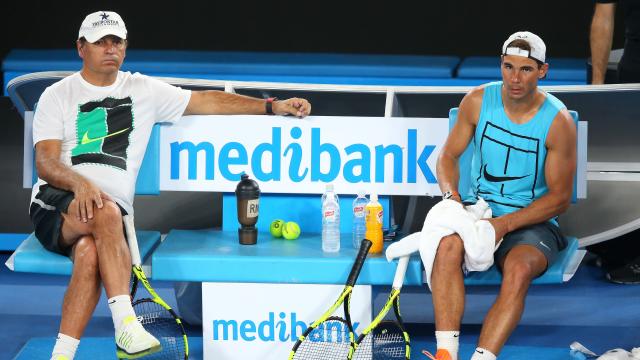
[246,199,259,218]
[376,210,383,224]
[353,205,365,218]
[324,209,336,221]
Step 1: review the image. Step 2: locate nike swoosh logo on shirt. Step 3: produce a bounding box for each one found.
[483,164,530,182]
[81,127,130,145]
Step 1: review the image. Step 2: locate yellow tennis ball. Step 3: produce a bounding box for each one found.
[270,219,285,238]
[282,221,301,240]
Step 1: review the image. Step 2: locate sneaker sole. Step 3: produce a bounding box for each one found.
[116,343,162,359]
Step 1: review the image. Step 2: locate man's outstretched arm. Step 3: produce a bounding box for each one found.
[183,90,311,117]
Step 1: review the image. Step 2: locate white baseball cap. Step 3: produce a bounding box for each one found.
[502,31,546,63]
[78,11,127,43]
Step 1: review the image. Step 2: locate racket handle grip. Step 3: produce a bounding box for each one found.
[346,239,372,286]
[392,255,410,289]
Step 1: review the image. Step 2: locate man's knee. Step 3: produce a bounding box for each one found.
[72,236,99,274]
[92,201,123,229]
[502,261,536,286]
[435,234,465,263]
[501,246,547,286]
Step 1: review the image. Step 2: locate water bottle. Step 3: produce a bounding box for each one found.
[365,193,384,254]
[322,184,341,252]
[352,190,368,249]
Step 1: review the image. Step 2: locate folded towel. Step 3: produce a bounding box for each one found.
[385,198,500,290]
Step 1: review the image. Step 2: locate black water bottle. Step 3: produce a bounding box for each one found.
[235,174,260,245]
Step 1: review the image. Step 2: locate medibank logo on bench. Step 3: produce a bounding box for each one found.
[170,127,436,184]
[212,311,360,342]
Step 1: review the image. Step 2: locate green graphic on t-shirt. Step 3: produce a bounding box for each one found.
[71,97,134,170]
[72,108,109,156]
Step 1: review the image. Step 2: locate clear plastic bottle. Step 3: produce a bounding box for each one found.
[365,193,384,254]
[352,190,368,249]
[322,184,341,252]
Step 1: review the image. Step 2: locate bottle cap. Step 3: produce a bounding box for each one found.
[326,184,334,192]
[370,193,378,201]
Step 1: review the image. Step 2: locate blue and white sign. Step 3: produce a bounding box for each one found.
[202,282,372,360]
[160,115,448,195]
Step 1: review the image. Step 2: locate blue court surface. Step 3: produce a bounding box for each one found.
[2,253,639,359]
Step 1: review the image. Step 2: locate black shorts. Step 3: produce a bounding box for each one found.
[29,184,126,257]
[30,184,76,256]
[494,222,567,271]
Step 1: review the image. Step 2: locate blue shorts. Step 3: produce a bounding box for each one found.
[494,222,567,270]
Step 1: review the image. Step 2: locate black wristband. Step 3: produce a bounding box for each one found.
[265,97,277,115]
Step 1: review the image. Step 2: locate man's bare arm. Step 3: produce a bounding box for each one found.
[590,2,616,84]
[489,110,577,239]
[183,91,311,117]
[35,140,107,222]
[436,88,483,201]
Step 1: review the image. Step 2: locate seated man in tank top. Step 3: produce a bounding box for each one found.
[424,32,577,360]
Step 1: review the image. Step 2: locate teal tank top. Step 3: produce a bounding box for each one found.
[467,81,566,218]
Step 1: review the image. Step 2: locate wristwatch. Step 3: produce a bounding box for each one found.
[443,190,460,200]
[265,97,277,115]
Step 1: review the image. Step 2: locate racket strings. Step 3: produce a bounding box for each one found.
[352,322,408,359]
[292,318,353,360]
[133,300,186,359]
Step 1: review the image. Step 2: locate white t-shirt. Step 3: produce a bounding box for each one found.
[31,71,191,214]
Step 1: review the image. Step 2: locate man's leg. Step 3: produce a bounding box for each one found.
[51,236,101,360]
[61,200,131,298]
[59,199,159,357]
[475,245,547,357]
[59,236,102,338]
[430,234,466,360]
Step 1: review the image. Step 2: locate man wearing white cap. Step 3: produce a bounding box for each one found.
[423,32,577,360]
[31,10,311,360]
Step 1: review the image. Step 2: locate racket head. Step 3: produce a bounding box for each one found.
[351,319,410,360]
[290,316,355,360]
[132,298,189,360]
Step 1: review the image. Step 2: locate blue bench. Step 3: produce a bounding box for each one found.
[2,49,461,90]
[5,231,161,275]
[451,107,585,285]
[457,56,587,85]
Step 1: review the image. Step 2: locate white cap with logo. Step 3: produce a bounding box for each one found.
[78,11,127,43]
[502,31,546,63]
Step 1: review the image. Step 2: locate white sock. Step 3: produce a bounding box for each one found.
[435,330,459,360]
[108,294,135,330]
[51,333,79,360]
[470,347,497,360]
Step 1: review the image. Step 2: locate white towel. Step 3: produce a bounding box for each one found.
[385,198,500,290]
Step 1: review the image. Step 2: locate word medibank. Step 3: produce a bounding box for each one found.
[160,116,449,194]
[172,127,435,182]
[212,312,360,343]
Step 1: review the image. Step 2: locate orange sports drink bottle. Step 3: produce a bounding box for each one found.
[365,193,384,254]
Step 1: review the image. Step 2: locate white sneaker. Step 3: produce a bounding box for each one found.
[115,315,161,359]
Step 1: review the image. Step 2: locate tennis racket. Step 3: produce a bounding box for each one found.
[123,215,189,359]
[350,255,411,360]
[288,238,373,360]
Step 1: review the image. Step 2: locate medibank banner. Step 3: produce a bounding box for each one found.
[160,115,449,195]
[202,282,372,360]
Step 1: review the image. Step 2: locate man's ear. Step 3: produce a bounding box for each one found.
[538,63,549,79]
[76,40,84,59]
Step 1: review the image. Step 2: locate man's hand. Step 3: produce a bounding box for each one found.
[273,98,311,118]
[486,217,509,243]
[71,179,106,222]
